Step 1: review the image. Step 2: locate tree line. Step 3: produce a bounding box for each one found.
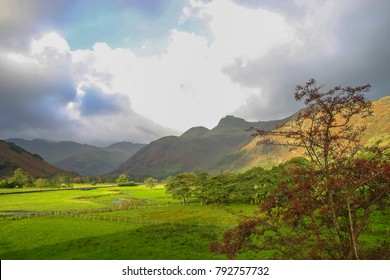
[0,168,74,189]
[164,157,309,205]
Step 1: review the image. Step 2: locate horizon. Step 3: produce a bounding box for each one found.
[5,112,289,146]
[1,0,390,145]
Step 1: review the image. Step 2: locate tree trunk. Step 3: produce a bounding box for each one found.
[347,199,359,259]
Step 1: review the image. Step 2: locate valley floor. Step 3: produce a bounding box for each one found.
[0,184,388,260]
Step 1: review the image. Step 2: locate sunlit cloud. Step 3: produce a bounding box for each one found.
[0,0,389,144]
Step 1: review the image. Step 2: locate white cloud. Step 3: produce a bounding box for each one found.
[0,0,300,143]
[1,0,389,145]
[6,52,39,65]
[31,32,70,55]
[68,0,296,131]
[205,0,296,66]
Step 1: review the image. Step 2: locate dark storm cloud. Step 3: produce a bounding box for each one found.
[0,0,179,144]
[226,0,390,121]
[0,54,76,134]
[78,86,128,116]
[0,50,175,143]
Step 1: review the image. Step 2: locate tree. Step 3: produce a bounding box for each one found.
[57,175,73,188]
[165,173,197,204]
[144,177,158,189]
[211,79,390,259]
[115,173,129,185]
[12,168,34,188]
[34,178,52,189]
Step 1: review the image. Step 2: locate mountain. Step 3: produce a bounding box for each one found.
[7,139,145,176]
[0,140,71,178]
[237,96,390,169]
[112,115,291,179]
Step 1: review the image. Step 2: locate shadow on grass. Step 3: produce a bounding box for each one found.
[0,223,227,260]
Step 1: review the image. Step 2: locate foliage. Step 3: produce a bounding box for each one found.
[165,159,307,205]
[211,79,390,259]
[11,168,34,188]
[0,178,15,188]
[34,178,53,188]
[115,173,129,185]
[144,177,158,189]
[165,172,197,204]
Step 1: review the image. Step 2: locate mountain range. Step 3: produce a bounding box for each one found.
[3,96,389,179]
[6,139,145,176]
[112,96,390,179]
[0,140,71,178]
[112,115,291,179]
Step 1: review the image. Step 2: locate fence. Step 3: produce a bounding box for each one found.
[0,202,231,229]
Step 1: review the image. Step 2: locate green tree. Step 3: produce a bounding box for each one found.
[34,178,52,189]
[57,175,73,188]
[144,177,158,189]
[12,168,34,188]
[193,172,212,205]
[165,173,197,204]
[115,173,129,185]
[0,179,12,188]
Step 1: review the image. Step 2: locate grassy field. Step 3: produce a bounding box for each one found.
[0,184,259,259]
[0,184,388,259]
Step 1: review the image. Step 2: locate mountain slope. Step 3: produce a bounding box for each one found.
[7,139,146,176]
[113,115,291,179]
[238,96,390,169]
[0,140,71,178]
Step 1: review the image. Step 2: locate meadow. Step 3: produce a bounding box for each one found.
[0,184,388,260]
[0,184,261,259]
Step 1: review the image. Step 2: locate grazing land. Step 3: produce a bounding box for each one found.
[0,184,255,259]
[0,184,388,260]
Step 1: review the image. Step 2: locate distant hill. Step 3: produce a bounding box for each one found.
[112,115,291,179]
[0,140,71,178]
[8,97,387,179]
[7,139,145,176]
[237,96,390,169]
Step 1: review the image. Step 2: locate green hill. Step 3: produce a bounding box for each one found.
[112,115,291,179]
[0,140,71,178]
[7,139,145,176]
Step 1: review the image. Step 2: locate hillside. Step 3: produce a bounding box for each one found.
[238,96,390,169]
[7,139,145,176]
[112,115,291,179]
[0,140,71,178]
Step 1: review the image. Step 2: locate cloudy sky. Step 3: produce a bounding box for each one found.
[1,0,389,145]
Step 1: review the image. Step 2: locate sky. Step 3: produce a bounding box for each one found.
[0,0,389,145]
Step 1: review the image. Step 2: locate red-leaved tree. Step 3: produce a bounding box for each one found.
[211,79,390,259]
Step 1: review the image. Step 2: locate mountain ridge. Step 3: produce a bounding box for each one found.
[5,96,388,179]
[0,140,72,178]
[7,139,146,176]
[237,95,390,169]
[112,114,292,179]
[112,96,390,179]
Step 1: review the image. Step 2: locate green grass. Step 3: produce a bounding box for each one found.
[0,184,388,260]
[0,188,106,212]
[0,184,244,259]
[0,217,226,259]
